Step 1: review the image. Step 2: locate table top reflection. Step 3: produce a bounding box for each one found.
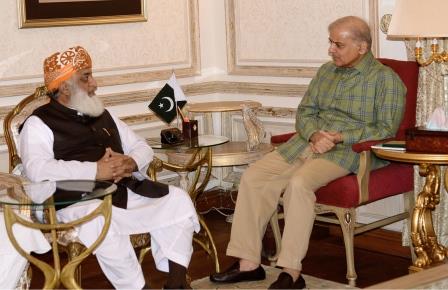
[146,134,229,150]
[0,180,116,208]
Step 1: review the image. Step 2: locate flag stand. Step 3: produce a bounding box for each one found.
[148,71,191,144]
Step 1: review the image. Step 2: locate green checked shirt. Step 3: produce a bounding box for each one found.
[277,52,406,173]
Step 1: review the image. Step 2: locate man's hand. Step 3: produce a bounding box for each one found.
[96,148,115,181]
[322,131,343,144]
[309,130,342,154]
[108,149,137,182]
[96,148,138,182]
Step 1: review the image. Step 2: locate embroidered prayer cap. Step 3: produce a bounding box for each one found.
[43,46,92,92]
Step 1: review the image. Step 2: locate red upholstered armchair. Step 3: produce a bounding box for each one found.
[268,58,419,286]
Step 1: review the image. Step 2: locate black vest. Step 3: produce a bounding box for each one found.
[32,99,168,209]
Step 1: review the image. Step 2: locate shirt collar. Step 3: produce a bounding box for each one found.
[333,51,375,74]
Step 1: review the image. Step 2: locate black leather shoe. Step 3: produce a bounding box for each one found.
[268,272,306,289]
[209,262,266,283]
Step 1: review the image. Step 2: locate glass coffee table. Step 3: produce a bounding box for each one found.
[147,134,229,272]
[147,135,229,194]
[0,179,116,289]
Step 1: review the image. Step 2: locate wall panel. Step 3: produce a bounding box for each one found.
[226,0,379,77]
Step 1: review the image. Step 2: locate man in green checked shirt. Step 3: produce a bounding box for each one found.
[210,16,406,289]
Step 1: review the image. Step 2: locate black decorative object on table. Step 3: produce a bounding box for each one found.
[160,128,184,145]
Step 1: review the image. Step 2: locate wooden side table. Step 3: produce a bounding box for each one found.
[373,145,448,272]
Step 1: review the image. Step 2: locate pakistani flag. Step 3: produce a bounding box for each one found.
[148,73,187,124]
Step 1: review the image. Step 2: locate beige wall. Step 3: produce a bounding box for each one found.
[1,0,194,80]
[233,0,365,65]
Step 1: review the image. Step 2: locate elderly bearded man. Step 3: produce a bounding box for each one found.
[19,46,199,289]
[210,16,406,289]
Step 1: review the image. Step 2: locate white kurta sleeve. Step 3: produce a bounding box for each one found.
[19,116,97,182]
[110,114,153,179]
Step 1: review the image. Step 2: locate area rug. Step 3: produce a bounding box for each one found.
[191,265,357,289]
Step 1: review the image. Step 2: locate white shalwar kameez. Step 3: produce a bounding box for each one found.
[19,113,200,289]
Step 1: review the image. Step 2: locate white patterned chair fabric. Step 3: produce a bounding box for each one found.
[5,86,50,174]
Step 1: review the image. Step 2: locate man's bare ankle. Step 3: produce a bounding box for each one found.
[239,259,259,271]
[283,268,300,282]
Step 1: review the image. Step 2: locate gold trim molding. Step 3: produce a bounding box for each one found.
[225,0,380,77]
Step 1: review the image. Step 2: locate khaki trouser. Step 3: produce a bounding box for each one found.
[226,150,349,271]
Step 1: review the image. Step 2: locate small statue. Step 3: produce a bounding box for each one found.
[242,104,266,151]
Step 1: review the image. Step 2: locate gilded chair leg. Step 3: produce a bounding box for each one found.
[267,211,282,266]
[138,247,151,287]
[334,208,357,287]
[139,247,151,264]
[130,233,151,264]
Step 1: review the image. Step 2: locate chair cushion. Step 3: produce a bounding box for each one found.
[315,163,413,208]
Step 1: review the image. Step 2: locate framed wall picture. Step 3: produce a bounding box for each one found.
[18,0,147,28]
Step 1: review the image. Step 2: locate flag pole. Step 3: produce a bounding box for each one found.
[175,100,180,129]
[177,106,188,122]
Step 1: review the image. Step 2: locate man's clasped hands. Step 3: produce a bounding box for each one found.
[96,147,137,182]
[309,130,343,154]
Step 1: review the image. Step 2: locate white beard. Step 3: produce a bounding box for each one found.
[69,86,105,117]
